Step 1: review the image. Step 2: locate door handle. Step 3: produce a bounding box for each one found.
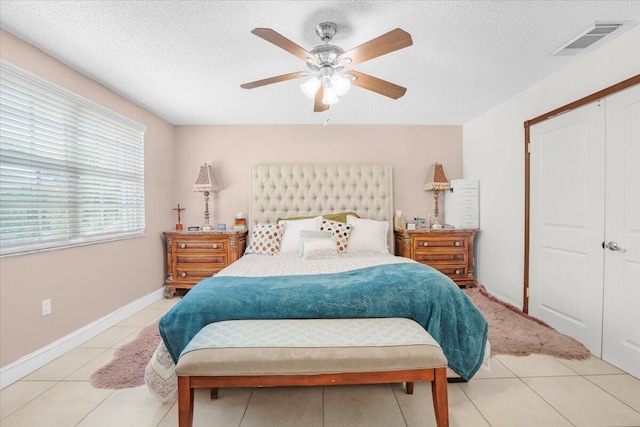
[603,241,623,251]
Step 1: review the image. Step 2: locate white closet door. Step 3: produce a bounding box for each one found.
[602,84,640,378]
[530,102,605,355]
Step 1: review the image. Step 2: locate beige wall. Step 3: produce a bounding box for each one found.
[0,30,176,366]
[174,125,462,230]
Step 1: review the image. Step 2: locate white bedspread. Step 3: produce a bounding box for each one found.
[217,252,413,277]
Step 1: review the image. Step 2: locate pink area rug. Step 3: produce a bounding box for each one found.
[90,319,162,389]
[464,285,591,359]
[90,285,591,389]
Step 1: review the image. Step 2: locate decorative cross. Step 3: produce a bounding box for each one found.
[173,203,185,224]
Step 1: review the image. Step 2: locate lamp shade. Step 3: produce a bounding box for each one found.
[300,77,321,99]
[193,163,218,193]
[424,162,450,191]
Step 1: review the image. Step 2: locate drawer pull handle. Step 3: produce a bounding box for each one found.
[180,272,187,278]
[455,269,462,275]
[179,243,186,249]
[212,243,218,249]
[454,241,461,247]
[178,257,187,263]
[422,242,429,247]
[454,255,461,260]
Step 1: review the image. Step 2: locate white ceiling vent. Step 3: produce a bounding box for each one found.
[552,21,635,56]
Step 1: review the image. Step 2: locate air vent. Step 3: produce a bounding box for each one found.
[553,21,634,56]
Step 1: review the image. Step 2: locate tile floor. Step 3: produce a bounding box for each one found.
[1,297,639,427]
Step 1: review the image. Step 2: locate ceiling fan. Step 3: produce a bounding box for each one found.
[240,22,413,112]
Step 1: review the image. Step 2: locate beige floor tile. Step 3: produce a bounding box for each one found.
[79,326,141,348]
[459,378,572,427]
[241,386,322,427]
[586,374,640,412]
[472,357,516,379]
[0,381,57,420]
[556,355,624,375]
[116,309,163,327]
[148,296,181,312]
[64,348,116,381]
[21,348,106,381]
[393,381,490,427]
[157,388,251,427]
[523,376,640,426]
[111,324,158,348]
[0,382,112,427]
[76,385,173,427]
[495,354,578,378]
[324,384,405,427]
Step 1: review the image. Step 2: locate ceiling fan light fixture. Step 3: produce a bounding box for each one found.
[322,87,340,105]
[330,74,351,96]
[300,76,321,99]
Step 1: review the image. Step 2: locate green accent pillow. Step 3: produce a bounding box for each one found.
[277,211,360,224]
[322,211,360,223]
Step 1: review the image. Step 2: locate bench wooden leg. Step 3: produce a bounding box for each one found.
[210,388,218,400]
[178,376,194,427]
[405,381,414,394]
[431,367,449,427]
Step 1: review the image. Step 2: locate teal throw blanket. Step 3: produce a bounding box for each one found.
[159,262,488,381]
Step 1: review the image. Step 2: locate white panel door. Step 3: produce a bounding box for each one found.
[602,84,640,378]
[530,102,605,355]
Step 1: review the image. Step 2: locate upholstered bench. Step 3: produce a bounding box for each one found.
[175,318,449,427]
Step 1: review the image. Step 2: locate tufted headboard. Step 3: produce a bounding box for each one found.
[250,164,394,250]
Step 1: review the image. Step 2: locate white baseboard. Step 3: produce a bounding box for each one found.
[0,288,165,389]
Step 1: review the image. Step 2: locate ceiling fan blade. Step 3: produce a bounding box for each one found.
[252,28,319,64]
[241,71,308,89]
[337,28,413,67]
[314,87,330,112]
[348,71,407,99]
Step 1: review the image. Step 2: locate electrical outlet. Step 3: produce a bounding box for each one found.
[41,299,51,316]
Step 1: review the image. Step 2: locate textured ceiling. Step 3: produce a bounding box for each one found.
[1,1,639,125]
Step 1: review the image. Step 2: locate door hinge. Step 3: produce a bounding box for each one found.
[526,287,529,298]
[527,143,531,153]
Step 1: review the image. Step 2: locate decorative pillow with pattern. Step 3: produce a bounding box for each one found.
[245,223,286,255]
[320,219,352,253]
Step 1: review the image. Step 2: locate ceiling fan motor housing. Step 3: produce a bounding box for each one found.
[309,44,345,67]
[315,22,337,42]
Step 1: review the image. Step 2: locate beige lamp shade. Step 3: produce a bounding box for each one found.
[424,162,450,191]
[193,163,219,193]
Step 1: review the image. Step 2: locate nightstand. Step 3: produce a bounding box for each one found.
[163,230,247,297]
[394,228,477,287]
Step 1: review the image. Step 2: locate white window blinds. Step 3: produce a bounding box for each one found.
[0,61,147,257]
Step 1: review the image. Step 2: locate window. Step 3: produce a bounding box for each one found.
[0,61,146,257]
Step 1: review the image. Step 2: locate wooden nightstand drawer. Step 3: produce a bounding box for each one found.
[395,229,477,287]
[175,254,227,265]
[174,266,222,280]
[428,264,468,278]
[174,239,227,252]
[414,252,467,264]
[413,236,468,251]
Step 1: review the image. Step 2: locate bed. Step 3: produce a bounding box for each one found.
[145,164,488,400]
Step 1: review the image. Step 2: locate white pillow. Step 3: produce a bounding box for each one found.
[278,215,322,253]
[299,230,332,255]
[302,237,339,259]
[346,215,389,253]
